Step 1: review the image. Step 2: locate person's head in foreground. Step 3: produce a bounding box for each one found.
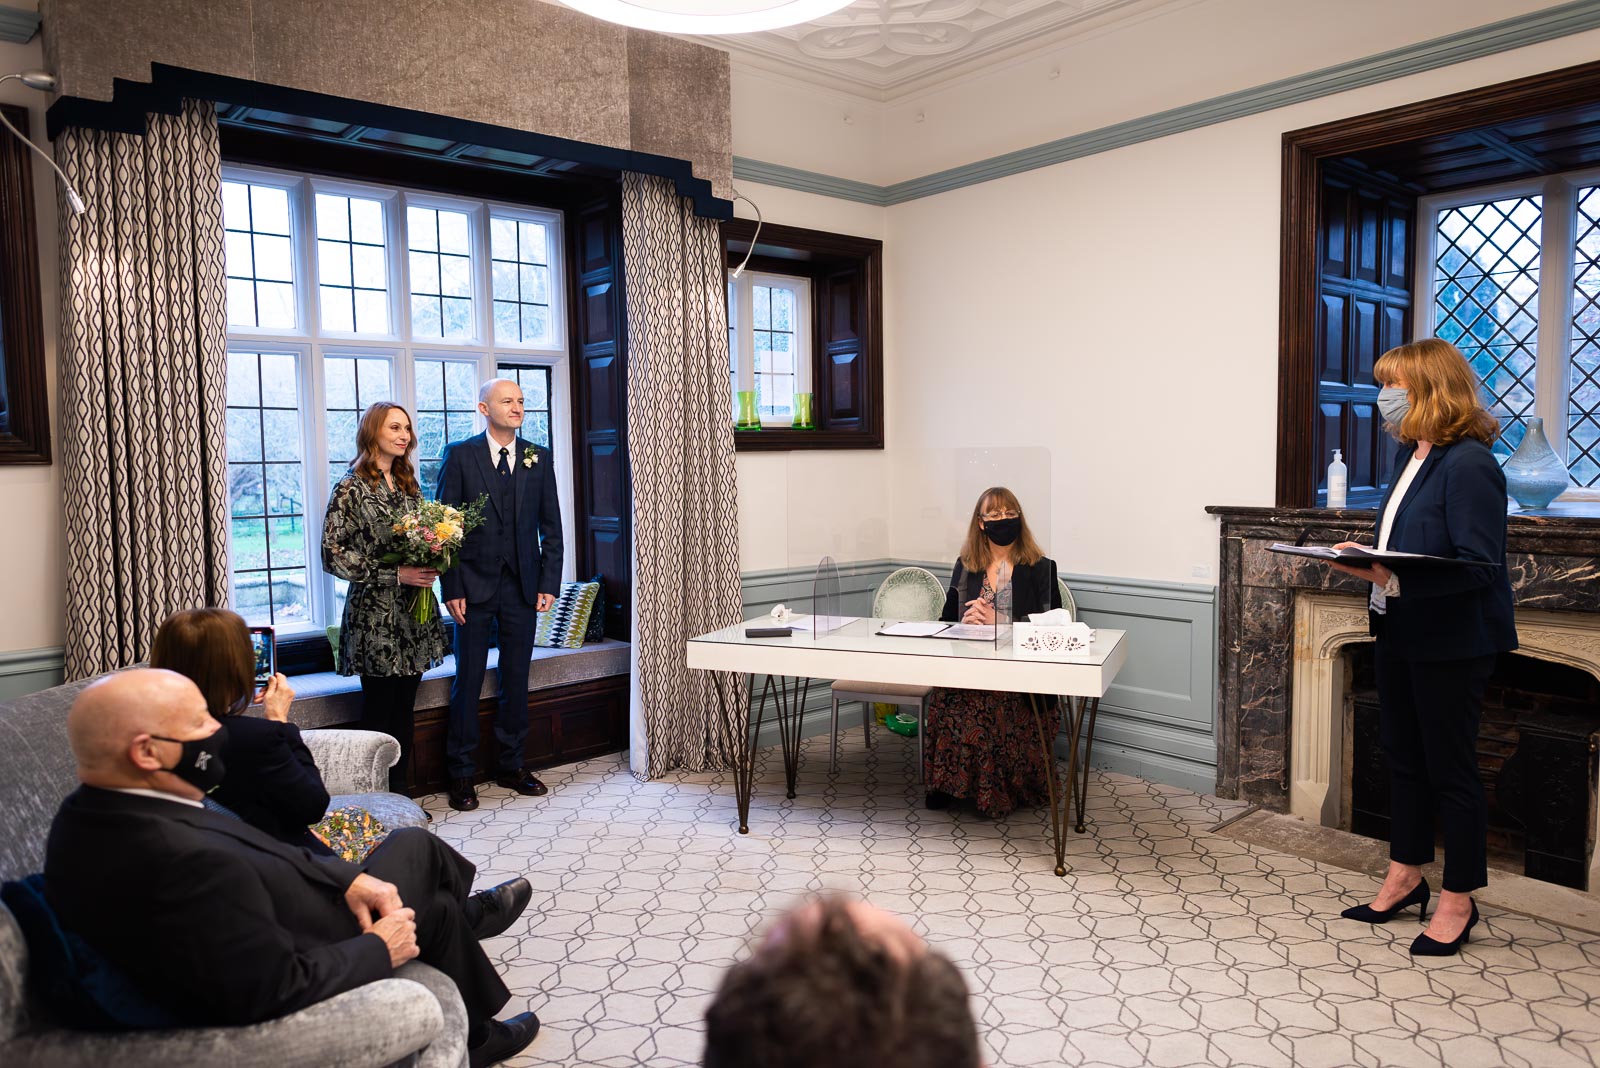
[702,896,982,1068]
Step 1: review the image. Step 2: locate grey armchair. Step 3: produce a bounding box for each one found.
[301,728,430,831]
[0,676,463,1068]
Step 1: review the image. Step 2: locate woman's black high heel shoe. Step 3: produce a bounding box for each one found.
[1340,878,1430,923]
[1410,899,1478,957]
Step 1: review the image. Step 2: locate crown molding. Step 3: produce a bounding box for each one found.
[733,0,1600,206]
[703,0,1206,104]
[0,5,40,44]
[733,156,889,204]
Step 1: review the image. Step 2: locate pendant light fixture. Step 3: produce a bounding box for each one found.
[556,0,853,35]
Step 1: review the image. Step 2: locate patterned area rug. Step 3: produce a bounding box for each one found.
[421,730,1600,1068]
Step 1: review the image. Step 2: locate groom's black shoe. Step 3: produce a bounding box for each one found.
[495,767,549,797]
[468,1011,541,1068]
[448,777,479,812]
[465,877,533,941]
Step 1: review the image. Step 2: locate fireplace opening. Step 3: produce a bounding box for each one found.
[1343,647,1600,890]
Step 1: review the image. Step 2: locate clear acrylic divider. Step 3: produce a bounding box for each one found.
[890,447,1053,574]
[994,572,1013,650]
[811,555,844,638]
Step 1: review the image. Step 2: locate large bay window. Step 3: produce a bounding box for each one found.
[221,165,569,633]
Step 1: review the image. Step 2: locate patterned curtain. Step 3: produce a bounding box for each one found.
[56,100,230,680]
[620,173,745,778]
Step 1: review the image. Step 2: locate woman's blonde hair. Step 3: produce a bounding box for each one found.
[958,487,1045,573]
[351,402,421,497]
[1373,338,1500,446]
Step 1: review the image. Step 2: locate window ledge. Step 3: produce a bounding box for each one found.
[735,427,882,452]
[285,639,630,730]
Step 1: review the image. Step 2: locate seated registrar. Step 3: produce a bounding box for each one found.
[42,668,541,1067]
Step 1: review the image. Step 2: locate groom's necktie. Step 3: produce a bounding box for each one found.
[497,446,510,477]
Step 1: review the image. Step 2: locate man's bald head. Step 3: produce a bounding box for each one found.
[478,377,525,438]
[68,669,215,788]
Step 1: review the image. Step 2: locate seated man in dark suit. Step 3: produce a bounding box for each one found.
[703,896,983,1068]
[44,669,539,1067]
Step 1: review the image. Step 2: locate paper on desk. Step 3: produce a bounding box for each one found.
[940,623,999,640]
[877,620,950,637]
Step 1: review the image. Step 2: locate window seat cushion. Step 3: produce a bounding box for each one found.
[287,639,630,730]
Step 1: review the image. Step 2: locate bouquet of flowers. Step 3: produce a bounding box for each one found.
[381,496,488,624]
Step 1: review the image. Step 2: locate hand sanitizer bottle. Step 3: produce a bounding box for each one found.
[1327,449,1348,509]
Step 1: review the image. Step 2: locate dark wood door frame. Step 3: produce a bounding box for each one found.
[1277,57,1600,507]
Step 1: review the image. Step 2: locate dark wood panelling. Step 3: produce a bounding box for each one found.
[569,194,632,641]
[723,219,883,451]
[0,104,49,465]
[1307,163,1411,508]
[1278,57,1600,507]
[408,674,630,794]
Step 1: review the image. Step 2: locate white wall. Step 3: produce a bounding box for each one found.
[0,34,64,656]
[728,181,891,572]
[883,25,1600,586]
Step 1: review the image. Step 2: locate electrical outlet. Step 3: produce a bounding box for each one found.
[1191,564,1210,580]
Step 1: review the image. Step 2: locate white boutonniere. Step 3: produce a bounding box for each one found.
[522,447,538,468]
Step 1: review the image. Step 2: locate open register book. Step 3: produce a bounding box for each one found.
[1267,543,1500,569]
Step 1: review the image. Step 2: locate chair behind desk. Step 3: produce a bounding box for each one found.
[829,567,946,776]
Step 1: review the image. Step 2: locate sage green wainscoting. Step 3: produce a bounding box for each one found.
[0,648,67,702]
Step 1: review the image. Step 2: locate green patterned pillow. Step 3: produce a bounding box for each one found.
[535,580,600,649]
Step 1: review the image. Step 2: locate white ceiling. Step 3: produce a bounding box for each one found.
[695,0,1211,101]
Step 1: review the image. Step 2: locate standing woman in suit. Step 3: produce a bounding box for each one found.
[922,487,1062,818]
[1330,338,1516,957]
[321,402,448,794]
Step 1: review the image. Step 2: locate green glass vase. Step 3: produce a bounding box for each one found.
[734,390,761,431]
[791,392,816,429]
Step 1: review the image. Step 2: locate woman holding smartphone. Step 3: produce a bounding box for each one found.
[151,608,331,851]
[322,402,448,794]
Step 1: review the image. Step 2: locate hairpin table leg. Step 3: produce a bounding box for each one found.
[1029,692,1068,876]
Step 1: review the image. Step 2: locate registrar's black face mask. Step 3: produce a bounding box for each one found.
[982,517,1022,547]
[151,722,228,794]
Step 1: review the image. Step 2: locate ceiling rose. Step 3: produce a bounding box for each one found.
[557,0,855,33]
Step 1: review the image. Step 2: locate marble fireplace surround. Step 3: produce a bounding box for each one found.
[1207,506,1600,813]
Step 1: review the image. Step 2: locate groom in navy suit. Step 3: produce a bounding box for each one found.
[437,378,564,811]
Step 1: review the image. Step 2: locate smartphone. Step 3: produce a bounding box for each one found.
[248,626,276,688]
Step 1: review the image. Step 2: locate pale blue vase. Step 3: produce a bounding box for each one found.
[1503,417,1571,510]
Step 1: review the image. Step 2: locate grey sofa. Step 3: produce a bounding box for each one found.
[0,675,468,1068]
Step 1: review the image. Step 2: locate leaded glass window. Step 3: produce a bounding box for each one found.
[1420,172,1600,498]
[220,165,568,633]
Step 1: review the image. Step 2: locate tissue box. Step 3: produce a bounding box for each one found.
[1013,622,1096,661]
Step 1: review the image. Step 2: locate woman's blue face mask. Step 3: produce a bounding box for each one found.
[1377,386,1410,427]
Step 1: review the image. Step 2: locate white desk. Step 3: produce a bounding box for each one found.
[686,618,1128,876]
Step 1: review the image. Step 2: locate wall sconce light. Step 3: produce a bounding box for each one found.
[0,70,86,215]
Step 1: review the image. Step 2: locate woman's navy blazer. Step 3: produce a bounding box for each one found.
[1370,436,1518,662]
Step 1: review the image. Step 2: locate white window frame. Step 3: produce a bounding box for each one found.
[728,270,812,428]
[1415,165,1600,503]
[222,164,574,636]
